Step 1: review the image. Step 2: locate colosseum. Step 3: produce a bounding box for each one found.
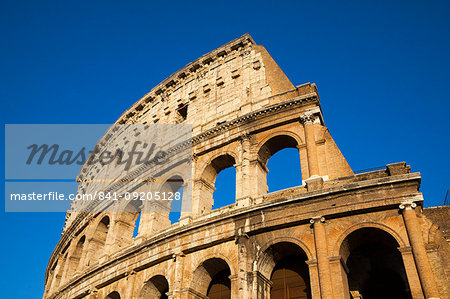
[43,34,449,299]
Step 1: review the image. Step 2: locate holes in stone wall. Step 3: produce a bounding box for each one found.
[176,104,188,123]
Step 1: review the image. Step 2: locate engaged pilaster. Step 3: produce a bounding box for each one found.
[300,112,320,178]
[310,216,333,298]
[400,199,440,299]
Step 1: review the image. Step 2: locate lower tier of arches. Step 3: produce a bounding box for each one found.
[46,210,449,299]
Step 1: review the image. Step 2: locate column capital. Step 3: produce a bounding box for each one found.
[299,112,316,125]
[310,216,325,224]
[239,132,251,141]
[399,201,417,210]
[399,195,423,211]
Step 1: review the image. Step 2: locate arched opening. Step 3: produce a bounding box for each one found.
[105,291,121,299]
[139,275,169,299]
[50,251,67,291]
[66,236,85,278]
[159,175,184,224]
[191,257,232,298]
[136,175,185,235]
[265,242,311,299]
[200,154,236,213]
[340,228,411,299]
[88,216,109,263]
[133,213,141,238]
[213,166,236,210]
[119,198,143,241]
[46,262,57,291]
[259,135,302,194]
[267,148,302,192]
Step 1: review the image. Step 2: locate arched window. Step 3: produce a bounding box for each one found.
[122,198,143,240]
[213,166,236,210]
[88,216,109,263]
[200,154,236,213]
[136,175,185,235]
[66,236,85,278]
[340,228,411,299]
[139,275,169,299]
[191,258,232,299]
[258,135,302,194]
[50,251,67,291]
[133,212,141,237]
[159,175,184,224]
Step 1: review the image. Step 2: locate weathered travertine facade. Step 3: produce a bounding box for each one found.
[43,34,449,299]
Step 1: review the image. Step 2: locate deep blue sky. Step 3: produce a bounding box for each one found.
[1,0,449,297]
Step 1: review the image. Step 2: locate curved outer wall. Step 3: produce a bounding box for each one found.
[43,34,449,299]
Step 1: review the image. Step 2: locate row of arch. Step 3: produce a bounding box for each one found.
[50,134,305,285]
[97,227,411,299]
[197,133,304,211]
[48,130,324,295]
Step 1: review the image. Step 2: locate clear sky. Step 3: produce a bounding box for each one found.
[1,0,449,297]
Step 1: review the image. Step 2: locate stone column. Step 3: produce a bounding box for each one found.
[47,267,59,295]
[104,217,134,255]
[236,232,250,298]
[250,271,272,299]
[236,134,253,206]
[400,201,440,299]
[229,274,240,299]
[123,270,137,299]
[249,158,269,198]
[171,252,185,299]
[328,256,350,299]
[179,181,193,225]
[87,287,98,299]
[300,113,319,178]
[305,259,321,299]
[193,178,215,215]
[77,239,91,271]
[398,246,424,299]
[310,216,333,298]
